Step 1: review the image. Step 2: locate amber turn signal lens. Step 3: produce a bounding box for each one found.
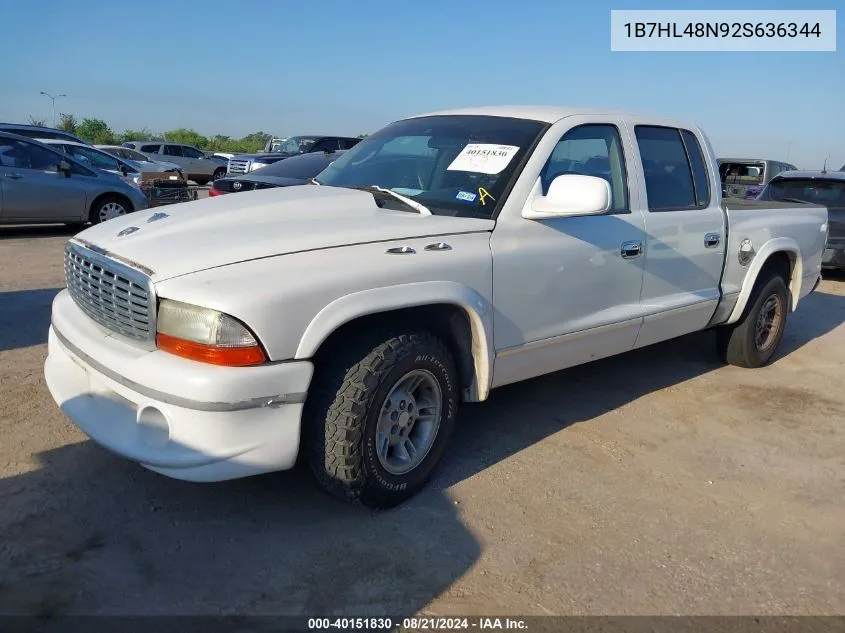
[156,333,266,367]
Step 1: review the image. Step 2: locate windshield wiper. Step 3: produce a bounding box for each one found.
[354,185,432,215]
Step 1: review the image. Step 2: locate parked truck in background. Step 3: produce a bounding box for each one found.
[719,157,797,199]
[227,135,361,174]
[44,106,828,509]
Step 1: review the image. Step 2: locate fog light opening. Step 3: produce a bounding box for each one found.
[136,406,171,448]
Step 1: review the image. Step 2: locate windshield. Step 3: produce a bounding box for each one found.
[313,115,548,218]
[62,145,127,171]
[260,152,341,179]
[273,136,319,154]
[124,149,149,162]
[760,178,845,207]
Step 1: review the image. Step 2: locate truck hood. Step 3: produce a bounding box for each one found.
[73,185,494,282]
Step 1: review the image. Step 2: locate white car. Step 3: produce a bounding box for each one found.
[44,106,828,509]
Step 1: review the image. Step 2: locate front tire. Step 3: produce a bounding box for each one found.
[716,272,789,368]
[304,331,459,509]
[212,167,226,182]
[89,195,131,225]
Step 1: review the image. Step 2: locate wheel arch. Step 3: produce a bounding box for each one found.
[296,281,495,402]
[726,238,802,325]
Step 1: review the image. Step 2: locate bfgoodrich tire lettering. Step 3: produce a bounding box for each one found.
[304,331,459,509]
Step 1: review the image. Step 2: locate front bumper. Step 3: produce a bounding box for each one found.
[44,290,313,482]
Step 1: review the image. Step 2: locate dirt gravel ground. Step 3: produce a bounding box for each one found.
[1,223,844,618]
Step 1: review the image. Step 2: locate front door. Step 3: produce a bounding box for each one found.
[626,123,726,349]
[0,137,88,222]
[490,118,647,388]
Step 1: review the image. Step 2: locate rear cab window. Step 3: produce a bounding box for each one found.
[719,160,766,185]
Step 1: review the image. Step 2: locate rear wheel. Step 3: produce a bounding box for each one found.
[303,330,459,509]
[716,272,789,368]
[89,195,131,225]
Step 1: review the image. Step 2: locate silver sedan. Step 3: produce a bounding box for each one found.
[0,132,149,226]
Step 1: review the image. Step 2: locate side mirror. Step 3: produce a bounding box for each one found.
[523,174,611,220]
[119,164,128,176]
[57,160,72,177]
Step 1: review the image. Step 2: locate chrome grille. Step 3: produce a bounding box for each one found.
[227,159,250,174]
[64,243,154,343]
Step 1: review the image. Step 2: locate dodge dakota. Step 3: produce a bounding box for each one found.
[44,106,829,508]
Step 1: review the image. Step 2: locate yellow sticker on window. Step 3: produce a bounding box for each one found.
[478,187,496,206]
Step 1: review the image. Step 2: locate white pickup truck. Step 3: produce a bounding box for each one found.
[44,106,829,509]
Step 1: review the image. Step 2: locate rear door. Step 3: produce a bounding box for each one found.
[627,123,726,349]
[0,137,89,221]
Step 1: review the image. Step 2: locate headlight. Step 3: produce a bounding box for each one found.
[155,299,266,366]
[249,161,268,172]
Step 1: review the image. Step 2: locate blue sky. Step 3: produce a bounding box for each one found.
[2,0,842,169]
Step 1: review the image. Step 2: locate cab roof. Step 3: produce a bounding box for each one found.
[408,104,693,128]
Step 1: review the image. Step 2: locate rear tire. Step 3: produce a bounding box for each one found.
[303,330,459,509]
[716,272,789,368]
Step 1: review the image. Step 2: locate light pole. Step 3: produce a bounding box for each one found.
[39,91,66,127]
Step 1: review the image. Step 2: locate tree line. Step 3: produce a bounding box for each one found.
[26,114,368,153]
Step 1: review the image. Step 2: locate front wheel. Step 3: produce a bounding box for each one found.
[89,195,131,225]
[212,167,226,182]
[304,331,459,509]
[716,272,789,368]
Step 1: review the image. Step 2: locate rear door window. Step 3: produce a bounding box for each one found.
[141,144,161,153]
[634,125,698,210]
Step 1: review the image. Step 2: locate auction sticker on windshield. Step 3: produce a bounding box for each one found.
[447,144,520,175]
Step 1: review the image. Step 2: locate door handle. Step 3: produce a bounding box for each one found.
[704,232,721,248]
[621,240,642,259]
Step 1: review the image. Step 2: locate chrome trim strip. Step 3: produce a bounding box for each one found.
[52,326,307,411]
[640,297,718,321]
[71,238,156,277]
[496,316,642,358]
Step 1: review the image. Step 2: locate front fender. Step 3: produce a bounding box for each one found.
[295,281,495,401]
[726,237,803,324]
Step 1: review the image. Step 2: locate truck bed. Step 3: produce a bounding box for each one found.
[713,200,828,325]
